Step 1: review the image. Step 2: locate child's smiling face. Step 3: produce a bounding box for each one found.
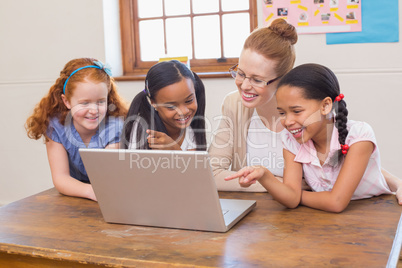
[276,85,331,144]
[62,79,108,135]
[151,78,197,134]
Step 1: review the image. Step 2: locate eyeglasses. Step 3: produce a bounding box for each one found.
[229,64,282,88]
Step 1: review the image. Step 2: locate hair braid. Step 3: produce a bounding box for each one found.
[335,100,349,154]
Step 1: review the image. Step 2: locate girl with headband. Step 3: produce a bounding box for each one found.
[26,58,128,201]
[121,60,206,151]
[226,63,401,212]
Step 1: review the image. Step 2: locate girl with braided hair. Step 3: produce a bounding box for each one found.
[226,63,401,212]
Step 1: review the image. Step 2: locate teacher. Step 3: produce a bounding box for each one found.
[209,18,297,191]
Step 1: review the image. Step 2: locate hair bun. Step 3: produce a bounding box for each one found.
[268,18,298,45]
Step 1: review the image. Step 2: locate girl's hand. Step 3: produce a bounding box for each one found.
[225,166,266,188]
[146,129,181,150]
[86,185,98,201]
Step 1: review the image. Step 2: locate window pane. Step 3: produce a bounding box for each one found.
[222,13,250,58]
[192,0,219,14]
[139,20,165,61]
[121,0,256,76]
[137,0,163,18]
[193,15,221,59]
[166,18,192,59]
[222,0,249,11]
[165,0,190,16]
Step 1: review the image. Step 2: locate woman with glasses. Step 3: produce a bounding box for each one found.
[208,18,298,191]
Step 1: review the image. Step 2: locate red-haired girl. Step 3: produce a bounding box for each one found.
[26,58,128,201]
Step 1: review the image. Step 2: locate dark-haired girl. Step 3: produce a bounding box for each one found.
[121,60,206,151]
[226,63,400,212]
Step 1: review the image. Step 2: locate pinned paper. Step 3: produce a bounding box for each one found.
[265,12,274,22]
[298,5,308,11]
[334,13,344,22]
[159,56,190,69]
[262,0,361,34]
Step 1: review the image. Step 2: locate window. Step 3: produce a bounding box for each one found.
[119,0,257,79]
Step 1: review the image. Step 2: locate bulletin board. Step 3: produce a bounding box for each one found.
[326,0,399,44]
[262,0,362,34]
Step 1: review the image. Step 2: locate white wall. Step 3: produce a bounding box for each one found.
[0,0,106,204]
[1,0,401,205]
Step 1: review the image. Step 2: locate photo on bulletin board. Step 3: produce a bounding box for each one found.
[326,0,399,44]
[262,0,362,34]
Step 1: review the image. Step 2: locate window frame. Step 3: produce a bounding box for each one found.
[117,0,258,80]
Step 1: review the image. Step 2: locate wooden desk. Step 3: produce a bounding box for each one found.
[0,188,401,267]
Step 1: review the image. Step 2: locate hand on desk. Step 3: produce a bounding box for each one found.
[381,168,402,205]
[225,166,311,191]
[87,185,97,202]
[225,166,267,188]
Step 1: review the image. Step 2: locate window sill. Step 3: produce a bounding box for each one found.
[114,71,232,81]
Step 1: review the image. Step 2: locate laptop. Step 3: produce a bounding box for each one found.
[79,149,256,232]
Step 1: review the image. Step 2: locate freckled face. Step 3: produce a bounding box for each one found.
[276,85,327,144]
[63,80,108,135]
[152,78,198,133]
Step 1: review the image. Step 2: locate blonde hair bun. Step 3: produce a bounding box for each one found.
[268,18,298,45]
